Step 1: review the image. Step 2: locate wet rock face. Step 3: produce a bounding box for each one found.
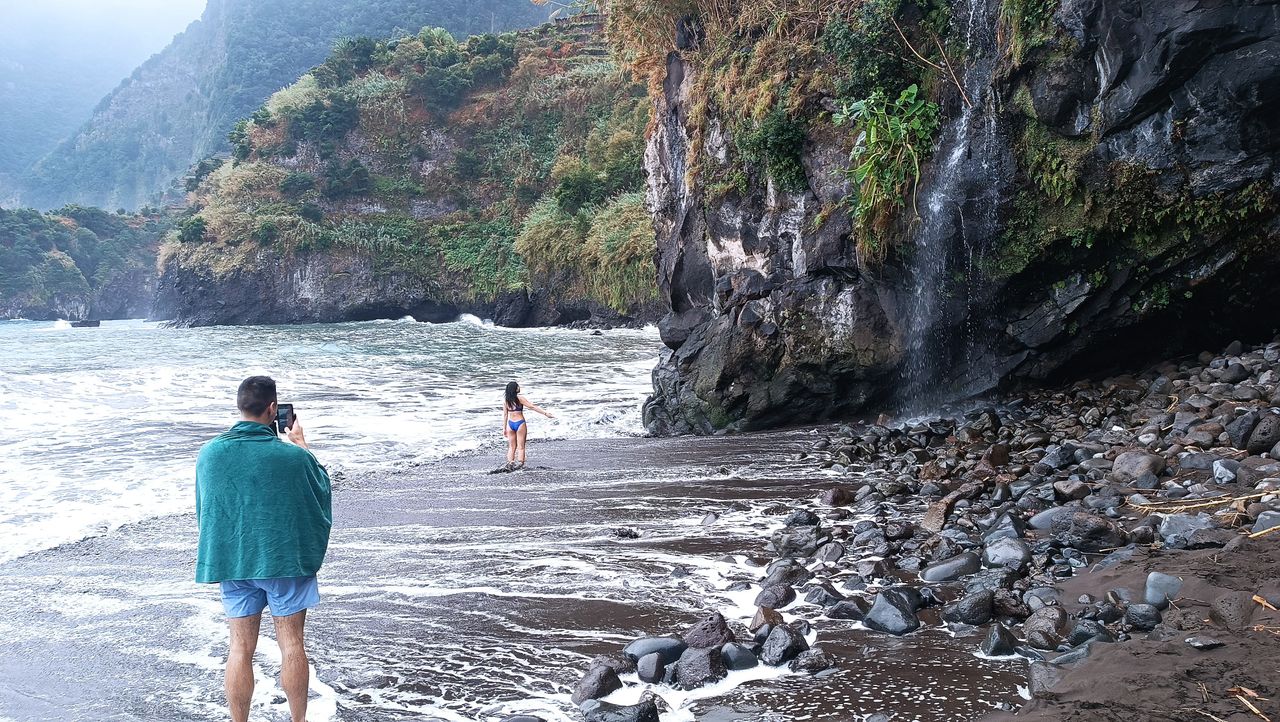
[642,0,1280,435]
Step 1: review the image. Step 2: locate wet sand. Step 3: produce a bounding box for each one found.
[0,431,1026,721]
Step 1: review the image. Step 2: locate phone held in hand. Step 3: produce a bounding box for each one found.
[275,403,295,434]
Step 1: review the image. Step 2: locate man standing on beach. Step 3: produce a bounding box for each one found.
[195,376,332,722]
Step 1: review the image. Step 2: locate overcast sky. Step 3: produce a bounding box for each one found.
[0,0,208,60]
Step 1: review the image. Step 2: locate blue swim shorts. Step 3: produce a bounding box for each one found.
[220,576,319,618]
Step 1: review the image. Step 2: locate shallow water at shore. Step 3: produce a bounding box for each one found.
[0,318,658,563]
[0,435,1026,721]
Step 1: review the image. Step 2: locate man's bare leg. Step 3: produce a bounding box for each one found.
[227,614,262,722]
[274,610,310,722]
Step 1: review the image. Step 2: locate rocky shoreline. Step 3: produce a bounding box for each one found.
[535,337,1280,721]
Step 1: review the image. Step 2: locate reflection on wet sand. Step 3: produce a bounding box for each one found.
[0,433,1025,721]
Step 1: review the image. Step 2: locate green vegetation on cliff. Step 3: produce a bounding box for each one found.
[608,0,951,264]
[0,206,171,319]
[174,16,656,313]
[20,0,554,211]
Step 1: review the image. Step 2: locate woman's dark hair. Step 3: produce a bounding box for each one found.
[504,381,519,409]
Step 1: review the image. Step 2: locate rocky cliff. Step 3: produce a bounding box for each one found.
[158,17,662,328]
[633,0,1280,434]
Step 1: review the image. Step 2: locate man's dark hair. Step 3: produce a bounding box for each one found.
[237,376,278,416]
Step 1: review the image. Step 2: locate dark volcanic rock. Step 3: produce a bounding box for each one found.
[720,642,759,671]
[675,646,727,689]
[636,652,666,684]
[623,636,687,665]
[1023,606,1071,650]
[1111,451,1165,482]
[759,624,809,666]
[572,664,622,704]
[1125,603,1163,631]
[826,598,870,620]
[920,552,981,582]
[769,526,824,557]
[682,612,735,648]
[754,584,797,609]
[1050,510,1126,552]
[863,590,921,635]
[981,622,1019,657]
[639,0,1280,436]
[942,589,995,626]
[1247,414,1280,454]
[583,699,661,722]
[789,646,835,674]
[982,537,1032,571]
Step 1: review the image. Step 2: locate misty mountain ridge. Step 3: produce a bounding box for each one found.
[14,0,554,212]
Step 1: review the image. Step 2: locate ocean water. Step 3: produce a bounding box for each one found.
[0,318,1025,721]
[0,317,659,564]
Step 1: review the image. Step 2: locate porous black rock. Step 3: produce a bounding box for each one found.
[682,612,735,649]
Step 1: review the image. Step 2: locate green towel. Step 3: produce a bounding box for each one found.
[195,421,332,583]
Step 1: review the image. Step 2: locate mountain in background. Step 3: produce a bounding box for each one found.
[17,0,553,212]
[0,0,205,203]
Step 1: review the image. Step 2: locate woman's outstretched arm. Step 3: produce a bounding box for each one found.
[518,395,555,419]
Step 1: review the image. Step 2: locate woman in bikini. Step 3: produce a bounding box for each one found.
[503,381,554,470]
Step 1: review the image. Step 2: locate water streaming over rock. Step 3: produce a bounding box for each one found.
[898,0,1014,412]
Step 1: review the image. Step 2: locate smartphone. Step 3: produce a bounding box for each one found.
[275,403,295,434]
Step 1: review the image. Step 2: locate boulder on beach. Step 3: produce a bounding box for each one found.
[920,551,981,582]
[1049,510,1126,552]
[572,664,622,705]
[1023,606,1070,650]
[623,636,687,665]
[750,606,784,631]
[982,537,1031,571]
[682,612,736,648]
[1144,572,1184,610]
[981,622,1019,656]
[1111,451,1165,482]
[942,589,994,626]
[675,645,727,689]
[1124,603,1162,631]
[754,584,797,609]
[789,646,834,674]
[759,623,809,665]
[636,652,666,684]
[582,699,661,722]
[721,642,758,671]
[863,589,921,635]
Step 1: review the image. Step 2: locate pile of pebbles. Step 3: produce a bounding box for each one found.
[771,338,1280,694]
[507,338,1280,721]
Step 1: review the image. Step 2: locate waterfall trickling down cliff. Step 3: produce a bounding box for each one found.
[897,0,1013,411]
